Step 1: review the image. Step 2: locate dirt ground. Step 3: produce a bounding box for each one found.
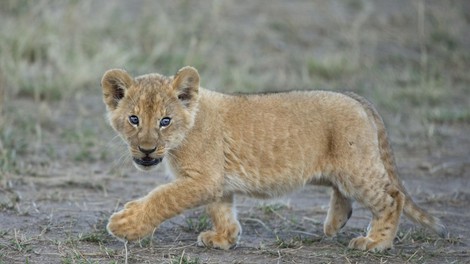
[1,1,469,263]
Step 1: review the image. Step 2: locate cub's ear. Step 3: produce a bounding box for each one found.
[101,69,134,111]
[172,66,199,107]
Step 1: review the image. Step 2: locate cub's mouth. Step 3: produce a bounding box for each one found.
[133,157,163,167]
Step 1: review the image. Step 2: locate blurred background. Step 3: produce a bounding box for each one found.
[1,0,469,170]
[0,0,469,263]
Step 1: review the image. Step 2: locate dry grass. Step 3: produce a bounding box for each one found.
[0,0,469,263]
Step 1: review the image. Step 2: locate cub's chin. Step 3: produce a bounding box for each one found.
[132,157,163,171]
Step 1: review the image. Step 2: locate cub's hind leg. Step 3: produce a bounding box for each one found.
[347,168,405,251]
[197,195,241,250]
[324,186,353,237]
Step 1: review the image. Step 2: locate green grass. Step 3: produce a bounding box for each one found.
[61,253,95,264]
[0,115,30,174]
[274,235,322,249]
[0,1,204,101]
[184,214,210,234]
[260,203,287,215]
[428,108,470,123]
[307,56,355,81]
[171,250,200,264]
[78,230,109,244]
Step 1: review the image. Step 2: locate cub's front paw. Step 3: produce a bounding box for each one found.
[197,230,240,250]
[348,236,392,252]
[107,200,156,241]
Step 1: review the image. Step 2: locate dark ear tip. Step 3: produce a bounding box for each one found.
[102,69,129,83]
[101,69,134,93]
[175,66,200,82]
[176,66,198,74]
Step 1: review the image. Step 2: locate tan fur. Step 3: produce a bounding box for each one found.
[101,66,446,252]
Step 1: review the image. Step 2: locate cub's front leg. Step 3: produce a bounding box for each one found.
[107,178,218,241]
[197,195,241,250]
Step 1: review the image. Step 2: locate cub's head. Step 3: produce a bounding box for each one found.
[101,66,200,171]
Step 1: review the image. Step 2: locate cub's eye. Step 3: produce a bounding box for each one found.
[129,115,139,125]
[160,117,171,127]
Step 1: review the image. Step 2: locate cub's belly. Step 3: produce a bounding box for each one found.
[223,170,325,199]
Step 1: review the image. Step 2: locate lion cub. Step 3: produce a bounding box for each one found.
[101,66,446,251]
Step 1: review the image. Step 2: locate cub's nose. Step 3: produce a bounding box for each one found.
[138,146,157,155]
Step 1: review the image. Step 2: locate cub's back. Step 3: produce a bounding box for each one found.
[217,90,371,145]
[201,90,375,193]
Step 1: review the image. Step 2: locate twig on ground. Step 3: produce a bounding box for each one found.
[242,217,273,234]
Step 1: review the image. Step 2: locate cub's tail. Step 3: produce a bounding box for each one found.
[344,92,448,238]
